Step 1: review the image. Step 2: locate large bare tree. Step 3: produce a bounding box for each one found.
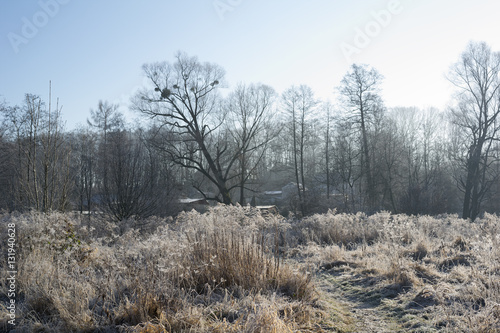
[448,41,500,220]
[133,52,235,203]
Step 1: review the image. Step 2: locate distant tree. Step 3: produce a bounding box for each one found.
[87,100,124,212]
[71,126,97,214]
[140,128,182,217]
[338,64,385,210]
[258,118,294,191]
[1,90,70,212]
[101,129,159,220]
[322,101,334,199]
[282,85,318,215]
[88,100,124,143]
[224,83,277,205]
[80,112,181,221]
[17,94,43,210]
[448,41,500,220]
[395,107,452,215]
[0,101,16,210]
[332,119,362,212]
[376,116,402,212]
[388,107,425,214]
[39,87,71,212]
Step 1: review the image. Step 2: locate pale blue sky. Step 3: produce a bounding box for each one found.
[1,0,500,129]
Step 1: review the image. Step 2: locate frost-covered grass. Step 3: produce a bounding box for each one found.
[1,207,499,332]
[0,206,325,332]
[292,210,500,332]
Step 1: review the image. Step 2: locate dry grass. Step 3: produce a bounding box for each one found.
[292,210,500,332]
[1,207,500,332]
[0,206,326,332]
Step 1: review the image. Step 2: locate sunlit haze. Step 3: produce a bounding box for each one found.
[1,0,500,128]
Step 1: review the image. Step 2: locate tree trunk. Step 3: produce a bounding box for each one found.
[360,104,375,210]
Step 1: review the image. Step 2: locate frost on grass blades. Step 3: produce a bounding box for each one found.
[340,0,403,63]
[7,0,70,54]
[3,209,500,331]
[6,223,17,327]
[213,0,243,21]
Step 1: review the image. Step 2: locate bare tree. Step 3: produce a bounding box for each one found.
[39,85,71,212]
[19,94,42,210]
[375,117,400,212]
[332,119,362,212]
[338,64,385,210]
[0,101,17,210]
[282,85,318,215]
[101,129,158,220]
[224,83,277,204]
[448,41,500,220]
[71,126,97,214]
[87,100,124,212]
[388,107,426,214]
[88,100,124,143]
[1,90,70,212]
[322,101,334,199]
[133,52,236,204]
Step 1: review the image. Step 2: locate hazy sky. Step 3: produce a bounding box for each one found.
[1,0,500,129]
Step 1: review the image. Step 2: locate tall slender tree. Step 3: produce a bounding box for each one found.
[322,101,334,199]
[338,64,385,210]
[87,100,124,212]
[448,41,500,220]
[282,85,317,215]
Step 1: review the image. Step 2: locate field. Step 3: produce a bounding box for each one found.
[1,206,500,332]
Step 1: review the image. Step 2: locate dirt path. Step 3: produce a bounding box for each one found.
[317,264,436,332]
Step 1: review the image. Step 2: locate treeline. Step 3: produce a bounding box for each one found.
[1,41,500,220]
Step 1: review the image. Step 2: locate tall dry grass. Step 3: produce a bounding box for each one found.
[290,210,500,332]
[0,206,323,332]
[1,207,499,332]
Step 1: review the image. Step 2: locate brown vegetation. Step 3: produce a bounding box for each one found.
[0,206,326,332]
[1,207,500,332]
[295,210,500,332]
